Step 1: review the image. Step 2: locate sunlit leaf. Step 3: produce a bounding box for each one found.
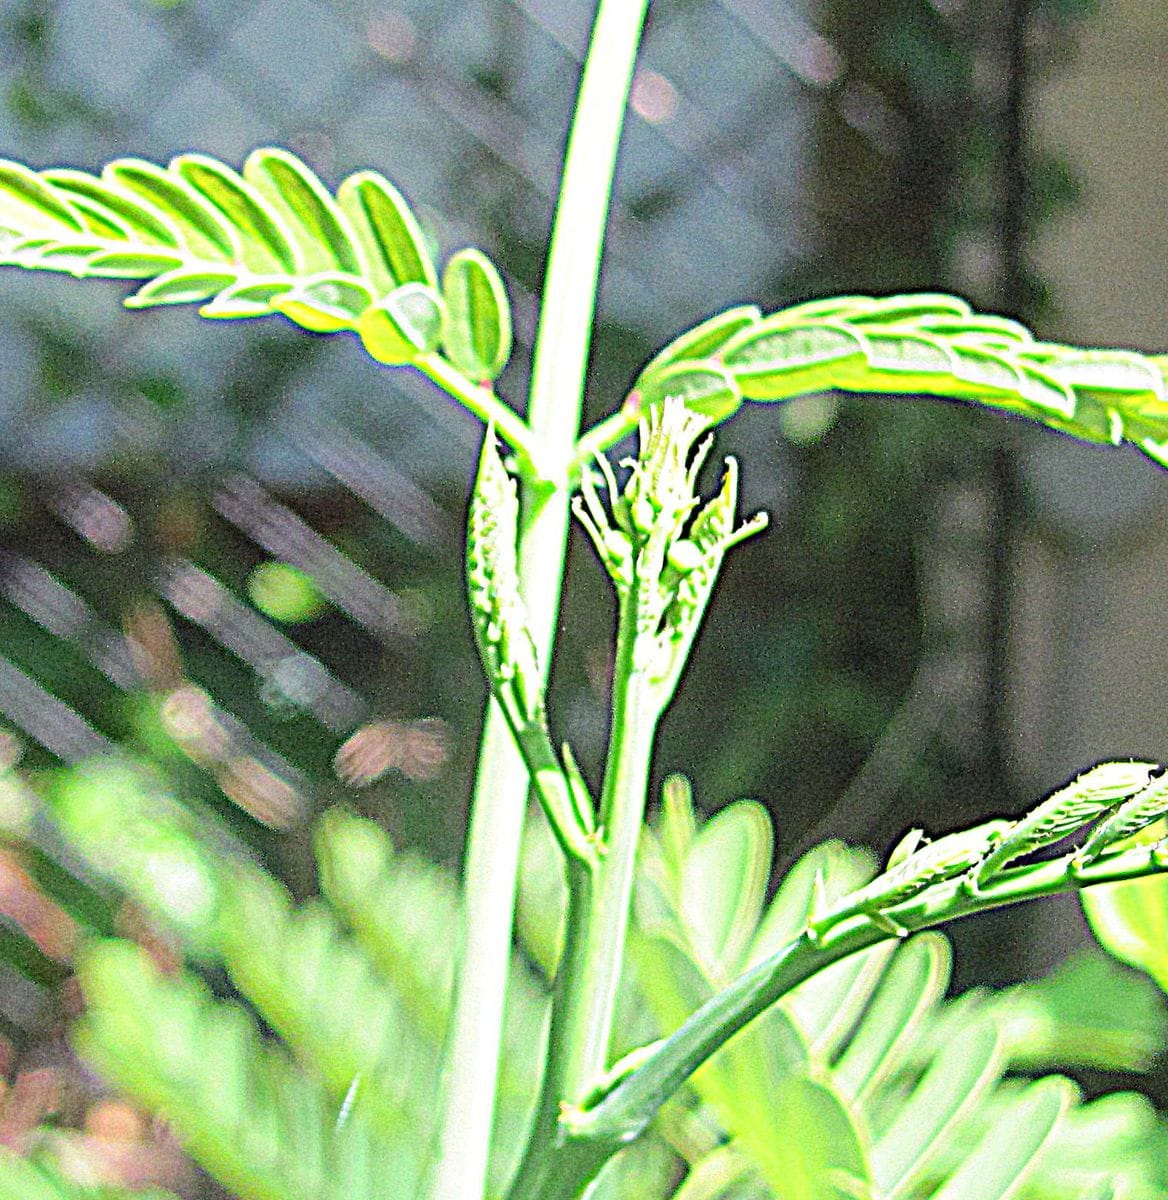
[441,248,512,383]
[336,170,437,294]
[638,361,742,427]
[356,283,444,363]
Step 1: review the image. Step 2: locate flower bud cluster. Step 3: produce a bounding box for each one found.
[575,399,766,691]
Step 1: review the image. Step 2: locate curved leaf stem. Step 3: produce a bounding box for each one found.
[523,841,1168,1199]
[413,353,540,473]
[428,3,649,1199]
[571,403,639,479]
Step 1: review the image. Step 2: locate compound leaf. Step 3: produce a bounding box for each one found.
[0,149,494,380]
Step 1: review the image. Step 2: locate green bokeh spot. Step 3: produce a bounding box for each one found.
[247,562,329,623]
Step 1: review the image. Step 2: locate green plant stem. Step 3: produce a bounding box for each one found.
[571,403,639,478]
[414,354,540,474]
[507,595,660,1200]
[428,4,649,1199]
[570,644,658,1090]
[519,840,1168,1200]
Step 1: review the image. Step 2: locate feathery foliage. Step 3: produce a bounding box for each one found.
[2,3,1168,1196]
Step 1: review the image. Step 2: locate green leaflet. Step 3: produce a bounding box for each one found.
[356,282,444,363]
[723,320,869,400]
[0,160,85,235]
[741,1074,870,1200]
[336,169,438,294]
[173,153,297,274]
[913,314,1032,343]
[870,1019,1002,1199]
[638,304,762,379]
[106,158,238,261]
[763,295,872,325]
[84,249,186,278]
[1082,825,1168,993]
[244,147,364,276]
[845,292,973,325]
[441,248,513,382]
[832,934,950,1103]
[272,273,374,332]
[638,361,743,426]
[200,277,296,319]
[670,1144,755,1200]
[677,799,772,982]
[928,1077,1073,1200]
[835,329,959,394]
[125,267,239,308]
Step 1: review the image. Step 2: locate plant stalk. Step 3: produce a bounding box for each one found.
[539,841,1168,1199]
[507,594,661,1200]
[428,3,649,1198]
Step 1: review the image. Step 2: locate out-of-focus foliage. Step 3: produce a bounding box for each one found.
[3,760,1167,1199]
[1084,823,1168,994]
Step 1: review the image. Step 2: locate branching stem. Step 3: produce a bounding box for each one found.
[519,841,1168,1200]
[428,3,649,1198]
[413,354,540,474]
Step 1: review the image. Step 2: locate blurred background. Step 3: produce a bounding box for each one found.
[1,0,1167,1186]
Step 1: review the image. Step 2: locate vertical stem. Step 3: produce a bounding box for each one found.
[429,4,649,1199]
[567,638,657,1092]
[507,599,660,1200]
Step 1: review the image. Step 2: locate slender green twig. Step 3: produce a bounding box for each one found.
[429,3,650,1198]
[506,596,661,1200]
[570,401,640,479]
[413,353,540,474]
[532,840,1168,1200]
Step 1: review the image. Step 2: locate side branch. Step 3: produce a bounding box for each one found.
[564,839,1168,1153]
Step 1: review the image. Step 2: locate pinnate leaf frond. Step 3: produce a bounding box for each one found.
[637,293,1168,468]
[74,940,421,1200]
[0,148,513,382]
